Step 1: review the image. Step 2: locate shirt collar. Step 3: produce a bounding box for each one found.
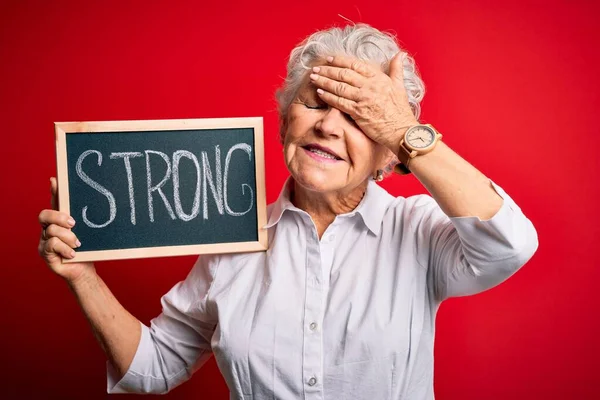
[264,177,394,236]
[263,177,299,229]
[353,179,394,235]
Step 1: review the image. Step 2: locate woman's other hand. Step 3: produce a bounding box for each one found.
[38,177,95,284]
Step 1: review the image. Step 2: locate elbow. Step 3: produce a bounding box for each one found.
[108,375,172,395]
[489,220,539,278]
[140,382,172,395]
[121,364,192,395]
[475,220,539,279]
[106,325,191,395]
[510,219,539,269]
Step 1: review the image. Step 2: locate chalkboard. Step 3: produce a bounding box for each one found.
[55,118,267,263]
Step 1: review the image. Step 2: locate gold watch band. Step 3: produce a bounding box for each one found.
[394,138,414,175]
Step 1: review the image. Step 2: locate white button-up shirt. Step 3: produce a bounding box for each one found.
[107,178,538,399]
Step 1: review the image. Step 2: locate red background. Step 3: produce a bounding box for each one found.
[1,0,598,398]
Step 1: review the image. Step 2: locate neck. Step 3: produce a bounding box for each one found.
[291,179,368,238]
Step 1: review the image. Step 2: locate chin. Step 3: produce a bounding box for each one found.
[286,152,347,194]
[290,170,341,194]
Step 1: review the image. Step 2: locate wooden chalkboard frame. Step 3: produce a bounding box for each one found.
[55,117,268,263]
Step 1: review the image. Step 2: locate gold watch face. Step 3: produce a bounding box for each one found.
[406,126,435,149]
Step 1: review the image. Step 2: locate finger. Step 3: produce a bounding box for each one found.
[44,237,76,260]
[44,224,81,248]
[388,51,405,88]
[312,65,365,88]
[50,177,58,211]
[39,209,76,229]
[309,74,361,101]
[316,88,356,116]
[326,55,376,78]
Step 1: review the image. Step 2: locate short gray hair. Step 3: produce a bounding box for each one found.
[275,23,426,147]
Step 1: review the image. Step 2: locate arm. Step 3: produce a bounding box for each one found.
[389,125,538,301]
[38,178,141,380]
[398,141,504,221]
[69,271,142,379]
[107,255,219,394]
[39,178,217,394]
[371,62,538,299]
[408,179,538,301]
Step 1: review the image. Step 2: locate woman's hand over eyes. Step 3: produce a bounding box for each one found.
[308,53,419,151]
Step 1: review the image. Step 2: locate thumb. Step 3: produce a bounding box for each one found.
[50,177,58,211]
[389,51,405,88]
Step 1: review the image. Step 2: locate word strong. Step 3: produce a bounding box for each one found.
[75,144,254,228]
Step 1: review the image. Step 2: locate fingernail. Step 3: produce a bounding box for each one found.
[75,240,81,248]
[68,218,76,226]
[312,66,320,73]
[309,73,319,80]
[326,56,333,63]
[317,88,324,95]
[70,251,76,258]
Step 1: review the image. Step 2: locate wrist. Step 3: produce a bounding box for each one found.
[394,123,444,174]
[383,120,418,155]
[66,265,99,292]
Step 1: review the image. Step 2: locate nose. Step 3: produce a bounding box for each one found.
[315,107,347,138]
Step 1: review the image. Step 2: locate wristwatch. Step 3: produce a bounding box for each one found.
[393,123,443,175]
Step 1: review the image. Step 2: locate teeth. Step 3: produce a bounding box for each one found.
[309,148,337,159]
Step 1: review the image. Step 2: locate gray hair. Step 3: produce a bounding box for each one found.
[275,23,426,156]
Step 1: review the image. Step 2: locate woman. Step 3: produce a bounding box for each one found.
[38,24,538,399]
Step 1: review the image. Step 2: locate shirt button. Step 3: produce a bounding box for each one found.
[309,322,318,331]
[308,377,317,386]
[329,234,336,242]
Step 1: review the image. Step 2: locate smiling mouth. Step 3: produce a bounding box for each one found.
[302,145,343,160]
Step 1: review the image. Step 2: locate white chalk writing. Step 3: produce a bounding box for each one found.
[75,144,254,227]
[109,152,143,225]
[76,150,117,228]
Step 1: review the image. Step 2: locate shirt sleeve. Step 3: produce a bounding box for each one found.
[106,254,221,394]
[410,180,539,302]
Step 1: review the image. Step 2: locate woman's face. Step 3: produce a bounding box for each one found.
[283,73,391,196]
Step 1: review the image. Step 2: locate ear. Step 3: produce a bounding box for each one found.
[375,147,396,172]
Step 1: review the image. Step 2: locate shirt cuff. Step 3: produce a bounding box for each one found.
[449,180,520,222]
[106,322,154,394]
[448,180,535,261]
